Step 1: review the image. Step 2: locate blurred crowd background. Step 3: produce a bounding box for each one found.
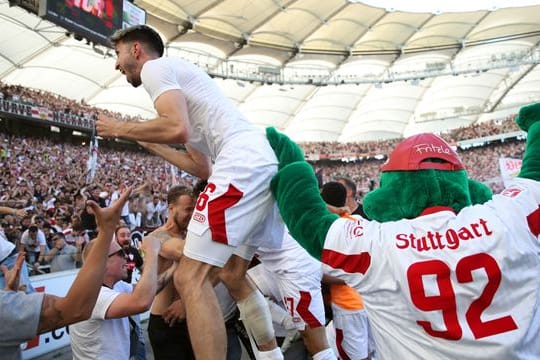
[0,81,525,275]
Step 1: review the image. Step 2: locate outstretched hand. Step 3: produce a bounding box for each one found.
[96,114,121,139]
[87,186,132,232]
[132,182,151,198]
[13,209,27,218]
[1,252,25,291]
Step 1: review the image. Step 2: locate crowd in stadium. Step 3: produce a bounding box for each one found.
[0,81,525,274]
[0,77,531,360]
[2,0,540,355]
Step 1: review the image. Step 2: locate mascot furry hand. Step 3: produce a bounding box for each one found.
[266,102,540,260]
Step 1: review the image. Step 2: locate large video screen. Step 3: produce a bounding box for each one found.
[40,0,146,47]
[122,0,146,29]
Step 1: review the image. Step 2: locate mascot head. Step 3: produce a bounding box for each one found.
[363,133,493,222]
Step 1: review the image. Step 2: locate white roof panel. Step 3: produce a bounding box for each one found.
[2,1,540,142]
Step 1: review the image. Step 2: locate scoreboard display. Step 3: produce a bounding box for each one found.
[9,0,146,47]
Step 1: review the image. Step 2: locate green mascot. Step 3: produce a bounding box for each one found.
[266,102,540,359]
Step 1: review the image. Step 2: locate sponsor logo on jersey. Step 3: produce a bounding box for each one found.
[501,186,525,198]
[395,217,493,251]
[193,212,206,223]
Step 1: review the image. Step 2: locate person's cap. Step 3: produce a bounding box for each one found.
[381,133,464,172]
[107,240,122,256]
[82,238,123,261]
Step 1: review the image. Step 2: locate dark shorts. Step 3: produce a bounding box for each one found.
[148,314,195,360]
[148,312,243,360]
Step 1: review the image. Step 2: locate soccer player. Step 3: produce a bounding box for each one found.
[96,25,284,359]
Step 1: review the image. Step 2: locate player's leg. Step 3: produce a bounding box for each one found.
[184,146,281,358]
[174,253,225,360]
[278,274,335,359]
[221,248,282,358]
[247,262,303,354]
[176,223,239,360]
[301,327,334,358]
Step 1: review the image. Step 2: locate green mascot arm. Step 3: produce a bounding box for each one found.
[516,102,540,181]
[266,127,305,169]
[266,127,338,259]
[270,162,339,259]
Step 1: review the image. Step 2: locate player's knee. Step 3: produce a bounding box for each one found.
[237,290,275,345]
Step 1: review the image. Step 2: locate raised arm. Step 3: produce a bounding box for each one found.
[37,187,132,334]
[104,235,161,318]
[0,206,26,217]
[96,90,189,144]
[266,127,338,259]
[516,102,540,181]
[138,141,211,180]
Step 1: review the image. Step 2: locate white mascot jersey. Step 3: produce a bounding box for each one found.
[322,177,540,360]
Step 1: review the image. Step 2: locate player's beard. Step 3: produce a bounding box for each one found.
[124,60,142,87]
[127,72,142,87]
[174,215,189,233]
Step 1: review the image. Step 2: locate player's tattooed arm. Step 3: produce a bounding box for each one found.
[152,230,185,261]
[156,262,178,294]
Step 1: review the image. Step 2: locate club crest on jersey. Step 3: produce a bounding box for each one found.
[345,220,363,238]
[501,186,525,198]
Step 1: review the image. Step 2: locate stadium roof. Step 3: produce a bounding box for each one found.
[2,0,540,142]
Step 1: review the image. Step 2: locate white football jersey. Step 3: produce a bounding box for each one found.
[257,230,322,278]
[141,57,270,164]
[322,177,540,359]
[142,57,283,250]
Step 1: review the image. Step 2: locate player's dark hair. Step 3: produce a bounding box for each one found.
[321,181,347,207]
[167,185,193,205]
[110,25,164,57]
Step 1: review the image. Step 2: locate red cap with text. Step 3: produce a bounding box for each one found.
[381,133,464,172]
